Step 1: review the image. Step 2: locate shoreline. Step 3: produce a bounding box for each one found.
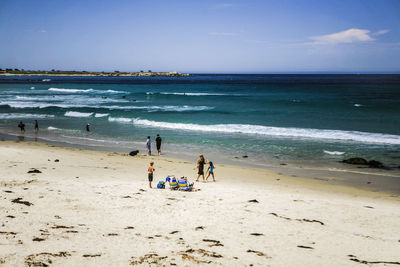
[2,127,400,195]
[1,140,399,265]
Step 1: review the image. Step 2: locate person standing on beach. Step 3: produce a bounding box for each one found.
[34,120,39,132]
[196,154,207,182]
[147,161,155,188]
[86,123,90,132]
[155,134,162,156]
[18,121,25,133]
[146,136,151,155]
[206,161,216,182]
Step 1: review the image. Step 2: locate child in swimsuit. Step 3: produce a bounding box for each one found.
[206,161,216,182]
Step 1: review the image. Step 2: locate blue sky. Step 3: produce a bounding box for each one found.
[0,0,399,73]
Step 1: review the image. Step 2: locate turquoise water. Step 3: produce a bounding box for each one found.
[0,74,400,167]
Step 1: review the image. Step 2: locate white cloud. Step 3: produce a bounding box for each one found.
[374,29,390,36]
[213,3,234,9]
[208,32,238,36]
[39,29,47,33]
[309,28,374,45]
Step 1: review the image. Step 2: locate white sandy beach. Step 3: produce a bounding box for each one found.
[1,141,399,266]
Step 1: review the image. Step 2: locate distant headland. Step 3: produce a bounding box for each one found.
[0,68,190,77]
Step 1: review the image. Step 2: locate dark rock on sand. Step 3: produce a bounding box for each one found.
[347,255,400,265]
[342,158,386,169]
[250,233,264,236]
[83,254,101,257]
[342,158,368,165]
[242,155,248,158]
[297,245,314,249]
[51,225,74,229]
[27,169,41,173]
[368,160,384,168]
[246,250,269,258]
[11,198,33,206]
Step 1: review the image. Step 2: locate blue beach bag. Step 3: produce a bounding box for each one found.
[157,181,165,189]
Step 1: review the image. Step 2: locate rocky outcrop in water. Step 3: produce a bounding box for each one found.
[342,158,385,168]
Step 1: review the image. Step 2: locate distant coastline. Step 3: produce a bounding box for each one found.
[0,69,190,77]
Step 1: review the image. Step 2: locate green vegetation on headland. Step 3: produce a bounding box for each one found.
[0,68,190,77]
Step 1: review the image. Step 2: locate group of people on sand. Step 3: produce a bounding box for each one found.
[146,134,162,156]
[17,120,39,133]
[147,154,216,190]
[196,154,216,182]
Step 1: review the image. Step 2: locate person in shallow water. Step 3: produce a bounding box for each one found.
[146,136,151,155]
[86,124,90,132]
[155,134,162,156]
[18,121,25,133]
[34,120,39,132]
[196,154,208,182]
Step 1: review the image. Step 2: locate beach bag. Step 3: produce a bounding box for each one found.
[157,181,165,189]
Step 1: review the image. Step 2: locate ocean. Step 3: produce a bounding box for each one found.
[1,74,400,171]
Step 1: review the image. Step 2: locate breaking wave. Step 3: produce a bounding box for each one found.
[0,113,55,119]
[127,119,400,145]
[146,92,242,96]
[1,101,211,112]
[48,88,127,94]
[94,113,109,118]
[323,150,345,155]
[64,111,93,117]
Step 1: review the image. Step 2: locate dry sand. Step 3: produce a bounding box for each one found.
[1,141,399,266]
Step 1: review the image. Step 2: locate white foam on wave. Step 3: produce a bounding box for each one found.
[101,105,213,111]
[30,87,35,90]
[1,101,125,109]
[49,88,94,93]
[48,126,58,130]
[48,88,127,94]
[95,113,109,118]
[147,92,238,96]
[105,89,127,93]
[323,150,345,155]
[64,111,93,117]
[108,117,132,123]
[0,113,55,119]
[1,99,206,112]
[128,118,400,145]
[354,104,363,107]
[1,101,89,109]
